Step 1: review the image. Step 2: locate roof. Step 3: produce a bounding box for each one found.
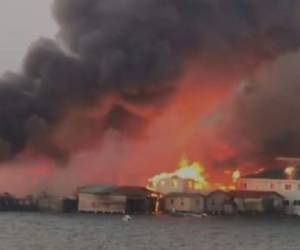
[79,184,115,194]
[108,186,159,196]
[164,190,229,198]
[229,190,284,199]
[79,185,159,197]
[276,157,300,164]
[243,166,300,180]
[198,189,230,197]
[165,192,205,198]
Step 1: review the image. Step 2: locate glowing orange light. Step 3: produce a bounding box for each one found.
[172,179,178,188]
[188,180,194,189]
[232,170,241,183]
[285,166,295,178]
[254,168,265,174]
[147,156,208,192]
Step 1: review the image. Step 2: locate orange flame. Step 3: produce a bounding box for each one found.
[232,170,241,183]
[147,156,242,193]
[284,166,295,179]
[148,156,208,192]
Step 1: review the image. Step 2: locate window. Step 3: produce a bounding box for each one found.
[188,181,194,189]
[284,184,292,191]
[195,199,200,205]
[170,199,174,205]
[180,198,184,206]
[171,180,178,188]
[240,182,247,189]
[270,183,275,190]
[211,200,215,206]
[293,200,300,206]
[283,200,290,206]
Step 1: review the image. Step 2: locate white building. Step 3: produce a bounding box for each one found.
[148,176,197,194]
[236,158,300,214]
[164,193,205,214]
[78,185,159,214]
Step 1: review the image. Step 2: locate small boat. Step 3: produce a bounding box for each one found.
[122,214,132,222]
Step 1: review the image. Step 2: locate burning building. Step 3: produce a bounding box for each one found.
[147,156,240,194]
[147,156,208,194]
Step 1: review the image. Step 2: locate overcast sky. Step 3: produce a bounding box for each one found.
[0,0,57,74]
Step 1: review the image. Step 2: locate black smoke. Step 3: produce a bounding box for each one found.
[226,49,300,160]
[0,0,300,162]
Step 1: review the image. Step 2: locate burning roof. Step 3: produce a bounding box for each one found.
[242,166,300,180]
[148,156,208,190]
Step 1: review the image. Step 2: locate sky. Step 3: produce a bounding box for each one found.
[0,0,57,74]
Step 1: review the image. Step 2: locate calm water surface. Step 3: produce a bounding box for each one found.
[0,213,299,250]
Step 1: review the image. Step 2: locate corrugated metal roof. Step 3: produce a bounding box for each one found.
[108,186,158,196]
[79,184,114,194]
[165,190,229,198]
[197,189,228,196]
[79,185,159,197]
[165,192,205,198]
[204,190,231,197]
[229,190,284,199]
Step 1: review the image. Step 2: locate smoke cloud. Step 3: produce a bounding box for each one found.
[225,49,300,162]
[0,0,300,193]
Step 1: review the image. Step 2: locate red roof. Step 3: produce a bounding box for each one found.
[229,190,284,199]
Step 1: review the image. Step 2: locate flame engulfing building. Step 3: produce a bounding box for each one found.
[236,157,300,215]
[148,156,208,194]
[148,176,199,195]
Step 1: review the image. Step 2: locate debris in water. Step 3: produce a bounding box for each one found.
[122,215,132,222]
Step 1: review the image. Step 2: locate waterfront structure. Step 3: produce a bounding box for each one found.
[205,190,233,215]
[78,185,159,214]
[236,158,300,214]
[229,190,284,213]
[148,176,198,194]
[163,193,205,214]
[37,195,77,213]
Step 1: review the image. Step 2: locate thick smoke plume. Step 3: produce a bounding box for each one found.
[0,0,300,193]
[224,49,300,163]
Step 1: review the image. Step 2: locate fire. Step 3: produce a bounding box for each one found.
[232,170,241,183]
[284,166,295,178]
[148,156,208,192]
[147,156,244,193]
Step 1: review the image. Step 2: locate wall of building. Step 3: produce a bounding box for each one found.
[234,198,264,213]
[206,192,232,214]
[78,193,126,214]
[164,196,205,213]
[38,197,64,213]
[233,195,283,213]
[152,177,196,194]
[237,178,300,201]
